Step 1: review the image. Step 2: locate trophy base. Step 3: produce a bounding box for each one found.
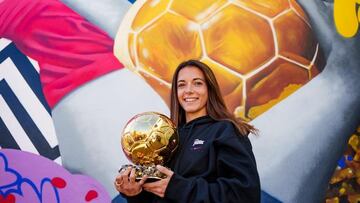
[119,164,166,182]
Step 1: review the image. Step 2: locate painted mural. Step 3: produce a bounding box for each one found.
[1,0,360,202]
[114,0,325,120]
[0,149,110,202]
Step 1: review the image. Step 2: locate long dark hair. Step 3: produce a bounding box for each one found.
[170,59,257,136]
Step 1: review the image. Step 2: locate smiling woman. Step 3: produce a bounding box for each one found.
[115,59,261,203]
[176,66,208,122]
[170,60,258,136]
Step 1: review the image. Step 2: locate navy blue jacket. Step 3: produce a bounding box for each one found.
[125,115,261,203]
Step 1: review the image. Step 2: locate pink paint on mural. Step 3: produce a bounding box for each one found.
[0,0,124,108]
[0,149,111,202]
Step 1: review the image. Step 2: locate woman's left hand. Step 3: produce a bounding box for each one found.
[143,165,174,197]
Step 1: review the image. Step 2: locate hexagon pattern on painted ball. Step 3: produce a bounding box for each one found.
[114,0,325,120]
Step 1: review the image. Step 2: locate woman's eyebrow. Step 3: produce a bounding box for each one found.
[177,78,204,82]
[193,78,205,81]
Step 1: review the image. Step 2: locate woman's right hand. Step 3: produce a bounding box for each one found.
[114,167,148,196]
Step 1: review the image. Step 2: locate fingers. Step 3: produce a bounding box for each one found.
[115,167,145,196]
[144,188,163,197]
[115,175,123,187]
[143,179,166,190]
[156,165,174,177]
[143,180,165,198]
[114,180,121,191]
[143,181,158,189]
[114,174,124,192]
[115,165,171,197]
[114,167,130,192]
[129,168,136,184]
[115,174,122,184]
[138,175,148,185]
[121,167,132,184]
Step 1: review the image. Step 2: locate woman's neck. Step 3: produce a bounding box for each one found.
[185,111,208,123]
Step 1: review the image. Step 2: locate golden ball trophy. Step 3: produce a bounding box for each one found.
[119,112,178,181]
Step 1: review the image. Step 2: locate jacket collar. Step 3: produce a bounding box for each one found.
[180,115,214,129]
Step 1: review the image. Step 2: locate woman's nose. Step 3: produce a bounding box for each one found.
[185,84,194,93]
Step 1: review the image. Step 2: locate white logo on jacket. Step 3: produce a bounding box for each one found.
[192,139,205,146]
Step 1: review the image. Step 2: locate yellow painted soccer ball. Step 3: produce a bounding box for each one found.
[114,0,325,120]
[121,112,178,166]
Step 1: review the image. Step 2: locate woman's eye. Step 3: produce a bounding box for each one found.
[177,83,185,88]
[194,81,203,86]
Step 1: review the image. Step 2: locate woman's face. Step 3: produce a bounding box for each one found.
[177,66,208,122]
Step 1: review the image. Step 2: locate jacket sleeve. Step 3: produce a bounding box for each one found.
[120,190,154,203]
[164,123,261,203]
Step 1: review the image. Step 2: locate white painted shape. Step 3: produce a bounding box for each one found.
[0,58,58,148]
[0,96,39,154]
[0,38,11,50]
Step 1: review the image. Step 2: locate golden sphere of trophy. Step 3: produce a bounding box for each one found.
[119,112,178,181]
